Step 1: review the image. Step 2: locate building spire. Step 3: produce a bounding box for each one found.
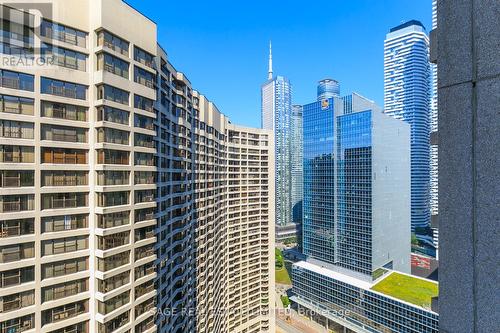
[268,40,273,80]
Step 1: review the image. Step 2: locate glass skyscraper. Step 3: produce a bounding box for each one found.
[261,43,293,232]
[291,105,303,224]
[384,20,431,231]
[291,81,439,333]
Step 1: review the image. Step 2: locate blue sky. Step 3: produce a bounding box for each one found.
[128,0,431,128]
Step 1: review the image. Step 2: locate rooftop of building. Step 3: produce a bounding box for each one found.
[389,20,426,32]
[294,261,439,311]
[371,271,438,309]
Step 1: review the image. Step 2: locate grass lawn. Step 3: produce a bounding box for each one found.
[275,248,292,285]
[371,272,438,308]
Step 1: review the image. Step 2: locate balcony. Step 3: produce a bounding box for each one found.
[97,211,130,229]
[42,193,87,210]
[0,218,34,238]
[0,171,34,188]
[0,291,34,313]
[42,171,87,187]
[97,232,129,250]
[0,146,34,163]
[0,314,34,333]
[42,148,87,164]
[98,252,129,272]
[0,195,34,213]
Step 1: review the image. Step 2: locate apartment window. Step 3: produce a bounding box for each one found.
[134,133,155,149]
[135,226,154,242]
[97,84,129,105]
[42,214,88,233]
[135,244,154,261]
[135,315,155,332]
[135,262,155,279]
[97,211,130,229]
[0,145,33,163]
[42,170,87,186]
[42,257,87,279]
[0,14,34,44]
[134,152,154,166]
[0,243,34,263]
[0,41,33,58]
[97,191,129,207]
[135,208,155,223]
[42,300,87,325]
[97,251,129,272]
[134,171,155,185]
[97,170,129,186]
[42,124,87,143]
[0,218,34,238]
[0,120,33,139]
[42,43,86,71]
[42,279,87,302]
[0,194,34,213]
[0,314,34,333]
[97,231,129,250]
[0,266,34,288]
[42,236,88,256]
[41,192,88,210]
[134,46,154,68]
[0,69,34,91]
[41,77,87,100]
[98,291,129,315]
[0,170,34,187]
[134,94,154,112]
[0,94,34,115]
[0,291,34,313]
[50,322,87,333]
[98,311,129,333]
[134,189,155,204]
[97,127,129,145]
[134,66,155,88]
[97,271,129,293]
[134,114,154,130]
[42,147,86,164]
[135,297,155,318]
[97,149,129,165]
[97,52,129,78]
[97,30,129,56]
[97,105,129,125]
[41,19,87,47]
[41,100,87,121]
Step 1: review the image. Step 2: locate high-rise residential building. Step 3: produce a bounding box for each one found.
[0,1,275,333]
[292,81,439,333]
[290,105,303,225]
[261,42,294,240]
[384,20,431,232]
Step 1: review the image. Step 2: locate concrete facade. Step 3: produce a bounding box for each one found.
[435,0,500,332]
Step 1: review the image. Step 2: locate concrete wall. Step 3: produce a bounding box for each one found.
[436,0,500,332]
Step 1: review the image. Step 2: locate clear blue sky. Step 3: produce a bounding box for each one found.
[128,0,431,128]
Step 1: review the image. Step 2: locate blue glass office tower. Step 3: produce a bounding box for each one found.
[301,86,410,275]
[261,42,293,231]
[384,20,431,231]
[291,81,439,333]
